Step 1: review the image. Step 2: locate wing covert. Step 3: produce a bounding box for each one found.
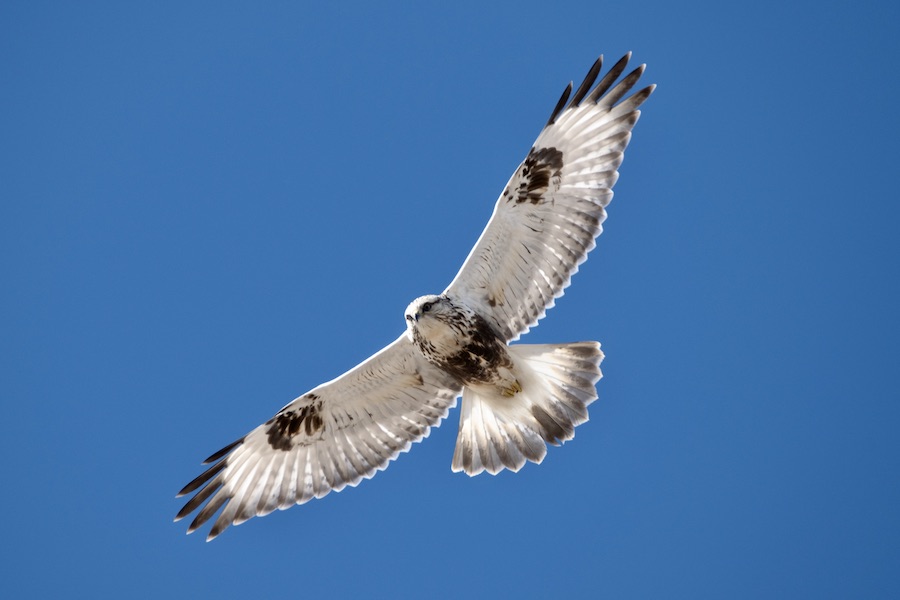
[175,335,461,540]
[444,53,655,341]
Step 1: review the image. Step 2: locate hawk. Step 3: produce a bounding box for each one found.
[176,53,654,540]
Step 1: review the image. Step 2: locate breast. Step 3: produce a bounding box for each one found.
[413,308,512,385]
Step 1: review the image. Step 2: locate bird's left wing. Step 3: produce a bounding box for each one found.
[175,335,461,540]
[444,53,654,341]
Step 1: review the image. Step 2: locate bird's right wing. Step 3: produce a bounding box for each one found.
[175,335,461,540]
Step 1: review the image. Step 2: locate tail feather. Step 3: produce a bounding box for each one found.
[451,342,603,476]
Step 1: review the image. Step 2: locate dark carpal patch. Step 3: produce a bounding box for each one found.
[507,147,564,205]
[265,395,325,451]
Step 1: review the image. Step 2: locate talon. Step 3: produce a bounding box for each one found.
[501,380,523,397]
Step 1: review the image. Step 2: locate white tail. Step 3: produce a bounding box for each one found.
[451,342,603,476]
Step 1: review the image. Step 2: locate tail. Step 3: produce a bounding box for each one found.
[451,342,603,476]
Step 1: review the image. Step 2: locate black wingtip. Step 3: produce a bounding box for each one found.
[207,521,227,542]
[186,490,228,535]
[568,56,603,109]
[601,64,647,108]
[175,472,225,521]
[545,81,573,127]
[203,437,244,464]
[626,83,657,112]
[544,52,654,128]
[587,52,632,104]
[176,459,227,497]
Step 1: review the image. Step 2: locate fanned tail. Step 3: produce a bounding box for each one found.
[451,342,603,476]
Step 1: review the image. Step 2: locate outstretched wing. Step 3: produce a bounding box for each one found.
[175,335,461,541]
[444,53,655,341]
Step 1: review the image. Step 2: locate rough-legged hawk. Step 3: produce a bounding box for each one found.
[176,53,654,540]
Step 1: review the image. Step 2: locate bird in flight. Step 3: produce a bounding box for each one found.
[177,52,654,540]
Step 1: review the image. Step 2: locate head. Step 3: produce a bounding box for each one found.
[404,294,449,340]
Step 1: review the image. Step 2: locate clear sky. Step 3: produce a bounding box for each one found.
[2,1,898,598]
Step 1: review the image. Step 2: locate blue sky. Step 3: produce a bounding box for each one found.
[2,1,899,598]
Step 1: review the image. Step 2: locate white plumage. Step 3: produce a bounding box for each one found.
[177,53,654,540]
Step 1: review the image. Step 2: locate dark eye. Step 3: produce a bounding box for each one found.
[422,302,433,313]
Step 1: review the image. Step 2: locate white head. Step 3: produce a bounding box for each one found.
[404,294,448,341]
